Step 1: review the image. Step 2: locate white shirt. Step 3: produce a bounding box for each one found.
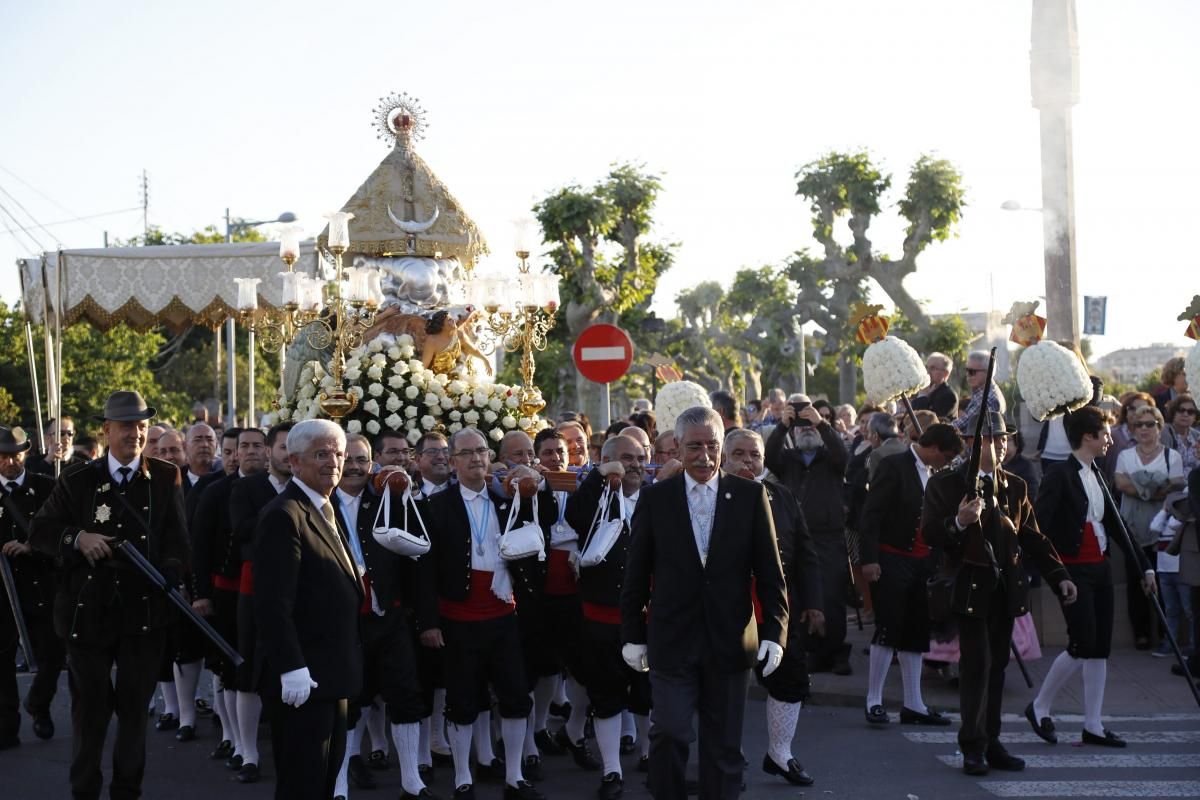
[621,488,641,521]
[422,479,449,498]
[107,453,141,483]
[268,473,289,494]
[3,470,26,491]
[1077,461,1108,553]
[684,471,720,564]
[910,445,931,490]
[1042,418,1072,461]
[185,470,201,487]
[460,484,503,571]
[549,490,578,550]
[335,488,363,561]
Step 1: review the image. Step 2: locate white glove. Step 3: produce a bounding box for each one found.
[757,641,784,677]
[280,667,318,707]
[622,643,649,673]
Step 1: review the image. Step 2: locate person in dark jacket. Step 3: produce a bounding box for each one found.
[910,352,959,420]
[922,411,1077,776]
[765,400,849,674]
[30,391,190,800]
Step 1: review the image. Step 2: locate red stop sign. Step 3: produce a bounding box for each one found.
[572,324,634,383]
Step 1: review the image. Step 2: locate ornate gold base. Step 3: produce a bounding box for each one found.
[318,389,358,421]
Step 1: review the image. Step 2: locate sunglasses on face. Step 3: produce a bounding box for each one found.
[1133,421,1159,429]
[965,368,985,376]
[1177,407,1197,415]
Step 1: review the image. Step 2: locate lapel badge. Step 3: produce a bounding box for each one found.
[98,483,110,494]
[724,492,732,500]
[500,503,508,511]
[0,506,4,518]
[95,504,112,524]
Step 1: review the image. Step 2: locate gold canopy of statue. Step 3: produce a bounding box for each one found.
[315,92,488,265]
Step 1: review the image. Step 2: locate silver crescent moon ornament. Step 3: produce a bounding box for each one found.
[387,204,440,234]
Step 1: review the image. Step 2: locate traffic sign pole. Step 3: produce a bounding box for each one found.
[572,324,634,430]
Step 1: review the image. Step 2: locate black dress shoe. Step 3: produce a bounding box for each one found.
[899,707,951,726]
[175,725,195,742]
[453,785,475,800]
[762,754,814,786]
[503,780,545,800]
[598,771,624,800]
[155,713,179,731]
[1171,663,1194,678]
[962,752,989,776]
[636,755,649,773]
[619,734,635,755]
[235,762,260,784]
[431,750,455,767]
[366,748,390,769]
[864,705,889,725]
[522,755,544,782]
[1024,702,1057,744]
[548,701,571,720]
[534,728,564,755]
[401,790,441,800]
[1082,728,1126,748]
[0,735,19,751]
[22,699,53,740]
[349,755,378,788]
[553,728,601,770]
[210,739,234,760]
[418,763,433,781]
[225,753,243,771]
[985,746,1025,771]
[195,698,213,716]
[477,757,506,782]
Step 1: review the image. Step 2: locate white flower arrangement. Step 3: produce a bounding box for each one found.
[365,420,381,435]
[861,336,930,405]
[655,381,712,433]
[384,412,403,430]
[1187,342,1200,400]
[1017,340,1093,421]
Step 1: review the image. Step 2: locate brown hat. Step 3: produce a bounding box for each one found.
[961,411,1018,436]
[93,391,157,423]
[0,426,31,454]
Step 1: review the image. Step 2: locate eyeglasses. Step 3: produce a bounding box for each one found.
[1177,407,1197,415]
[453,447,491,458]
[55,429,75,437]
[1133,421,1159,429]
[418,447,450,457]
[383,447,411,456]
[965,368,984,376]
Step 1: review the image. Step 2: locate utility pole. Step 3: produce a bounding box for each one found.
[140,170,150,239]
[1030,0,1081,346]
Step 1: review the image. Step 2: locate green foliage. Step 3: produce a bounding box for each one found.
[795,151,890,239]
[896,155,966,245]
[0,387,19,423]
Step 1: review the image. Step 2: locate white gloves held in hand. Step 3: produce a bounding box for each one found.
[281,667,318,707]
[622,643,649,673]
[757,641,784,677]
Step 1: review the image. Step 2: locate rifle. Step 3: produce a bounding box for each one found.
[0,492,38,672]
[114,540,243,667]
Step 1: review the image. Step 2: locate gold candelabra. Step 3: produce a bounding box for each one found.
[474,250,559,418]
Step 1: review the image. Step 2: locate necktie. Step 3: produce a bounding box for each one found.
[321,501,356,575]
[691,484,713,561]
[117,466,132,489]
[5,481,16,494]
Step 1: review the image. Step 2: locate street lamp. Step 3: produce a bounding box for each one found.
[1000,199,1043,213]
[222,209,296,427]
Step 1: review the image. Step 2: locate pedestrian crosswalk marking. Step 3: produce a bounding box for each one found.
[936,753,1200,769]
[904,730,1200,744]
[979,780,1200,797]
[986,713,1200,724]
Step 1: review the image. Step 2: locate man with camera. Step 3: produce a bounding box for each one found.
[765,397,851,675]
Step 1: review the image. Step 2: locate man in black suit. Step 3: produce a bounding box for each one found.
[0,425,64,747]
[254,419,364,800]
[185,427,240,525]
[25,416,88,476]
[180,423,219,493]
[1025,406,1152,749]
[30,391,190,800]
[621,406,788,800]
[332,433,430,799]
[414,428,544,800]
[722,428,822,787]
[910,353,959,420]
[922,411,1077,775]
[859,423,963,728]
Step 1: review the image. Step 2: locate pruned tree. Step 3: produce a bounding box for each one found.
[790,151,965,401]
[534,163,675,422]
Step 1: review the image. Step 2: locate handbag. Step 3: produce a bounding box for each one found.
[579,486,626,568]
[371,484,431,560]
[499,491,546,562]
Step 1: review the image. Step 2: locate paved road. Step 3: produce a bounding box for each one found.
[4,670,1199,799]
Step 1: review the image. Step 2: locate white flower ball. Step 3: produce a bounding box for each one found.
[345,367,362,382]
[384,412,403,430]
[405,386,420,400]
[386,394,402,412]
[407,429,422,444]
[501,415,517,429]
[424,392,440,407]
[348,386,364,400]
[346,420,362,434]
[387,346,402,361]
[366,420,381,435]
[483,409,498,424]
[448,422,463,433]
[505,395,520,410]
[489,428,505,442]
[464,410,481,425]
[862,336,930,405]
[363,399,381,416]
[368,383,384,398]
[368,339,384,353]
[367,365,384,381]
[439,396,454,410]
[421,415,436,431]
[388,375,405,389]
[1186,341,1200,400]
[405,406,418,419]
[1017,340,1092,421]
[655,381,711,432]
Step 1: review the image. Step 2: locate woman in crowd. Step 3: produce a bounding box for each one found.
[1152,356,1189,411]
[1114,405,1186,649]
[1162,394,1200,475]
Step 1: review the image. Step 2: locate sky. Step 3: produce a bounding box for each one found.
[1,0,1196,360]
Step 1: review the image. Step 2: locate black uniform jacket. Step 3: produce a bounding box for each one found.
[620,470,788,674]
[191,473,242,599]
[1034,455,1135,563]
[413,483,540,633]
[230,471,281,565]
[923,465,1069,619]
[30,457,189,644]
[859,447,927,565]
[252,481,364,700]
[0,471,59,617]
[762,477,822,613]
[333,487,406,613]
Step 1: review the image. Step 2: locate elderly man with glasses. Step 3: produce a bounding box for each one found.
[26,417,87,476]
[911,352,959,421]
[953,352,1006,433]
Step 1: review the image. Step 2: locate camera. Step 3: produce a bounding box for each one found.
[789,401,812,427]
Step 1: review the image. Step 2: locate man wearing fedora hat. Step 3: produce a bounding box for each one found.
[922,410,1078,776]
[30,390,190,800]
[0,425,64,748]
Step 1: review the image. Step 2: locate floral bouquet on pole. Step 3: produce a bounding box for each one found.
[1015,340,1092,421]
[655,380,711,433]
[856,305,929,429]
[1180,295,1200,393]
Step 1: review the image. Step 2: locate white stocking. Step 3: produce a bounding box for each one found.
[564,677,589,743]
[898,651,928,714]
[448,721,474,789]
[431,688,450,753]
[594,713,623,777]
[173,661,202,728]
[211,680,231,745]
[347,714,367,760]
[222,688,242,756]
[364,701,387,754]
[766,697,801,768]
[522,706,538,758]
[634,713,651,758]
[866,644,893,710]
[533,675,557,732]
[236,691,262,766]
[392,722,426,795]
[159,681,179,718]
[473,711,496,763]
[418,717,432,765]
[500,716,527,787]
[334,729,352,800]
[1081,658,1108,736]
[621,709,635,739]
[1033,650,1082,721]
